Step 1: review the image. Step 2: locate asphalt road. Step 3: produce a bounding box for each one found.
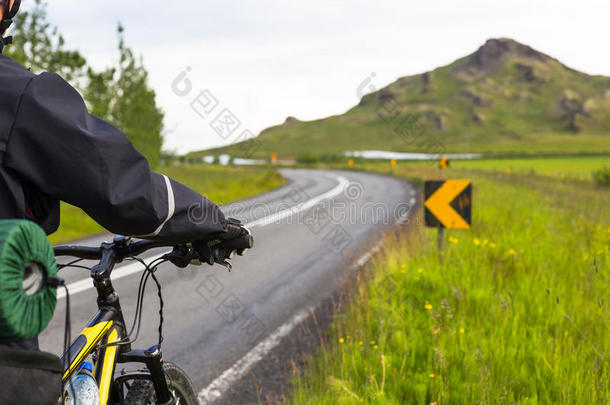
[39,168,416,402]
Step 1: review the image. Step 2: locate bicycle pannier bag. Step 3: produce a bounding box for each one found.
[0,220,61,404]
[0,346,63,405]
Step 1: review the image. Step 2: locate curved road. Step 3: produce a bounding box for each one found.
[40,169,417,403]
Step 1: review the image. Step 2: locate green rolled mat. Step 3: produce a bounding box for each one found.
[0,220,57,342]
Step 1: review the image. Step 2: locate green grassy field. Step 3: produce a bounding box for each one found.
[49,164,283,244]
[453,156,610,180]
[300,155,609,184]
[286,159,609,404]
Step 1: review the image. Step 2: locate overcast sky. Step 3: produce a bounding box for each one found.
[30,0,610,153]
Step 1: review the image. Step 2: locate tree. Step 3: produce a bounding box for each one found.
[84,24,164,169]
[111,24,164,169]
[4,0,86,83]
[5,1,164,169]
[84,66,115,121]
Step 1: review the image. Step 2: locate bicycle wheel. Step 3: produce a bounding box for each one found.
[124,362,198,405]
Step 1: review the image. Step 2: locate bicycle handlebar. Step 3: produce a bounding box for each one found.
[54,238,169,260]
[53,245,104,259]
[54,230,253,275]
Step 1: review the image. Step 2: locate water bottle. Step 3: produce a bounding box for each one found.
[64,361,100,405]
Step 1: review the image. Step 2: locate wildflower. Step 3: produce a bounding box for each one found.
[489,243,496,248]
[374,345,379,350]
[425,302,433,310]
[417,268,423,273]
[507,249,516,256]
[401,269,407,274]
[359,341,363,346]
[429,373,435,379]
[473,238,480,246]
[460,328,465,334]
[433,328,440,335]
[448,236,459,244]
[339,338,344,343]
[483,239,488,246]
[401,264,407,269]
[370,340,376,345]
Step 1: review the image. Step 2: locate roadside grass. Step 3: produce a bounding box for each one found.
[286,162,609,404]
[452,156,610,181]
[196,132,610,160]
[49,164,283,244]
[301,155,609,184]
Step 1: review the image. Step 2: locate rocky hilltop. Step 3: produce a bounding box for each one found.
[194,38,610,158]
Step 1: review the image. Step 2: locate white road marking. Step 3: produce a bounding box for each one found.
[355,240,383,267]
[58,175,349,300]
[197,241,382,404]
[246,175,349,228]
[56,176,417,403]
[197,189,417,404]
[197,307,312,403]
[56,261,146,299]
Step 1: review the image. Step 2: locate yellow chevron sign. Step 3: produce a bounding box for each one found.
[424,180,472,229]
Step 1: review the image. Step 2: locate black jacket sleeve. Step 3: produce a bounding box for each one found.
[5,72,227,243]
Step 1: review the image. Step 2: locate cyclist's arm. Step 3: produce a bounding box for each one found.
[4,72,227,243]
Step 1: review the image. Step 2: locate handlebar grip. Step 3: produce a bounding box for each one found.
[53,245,102,259]
[217,234,254,251]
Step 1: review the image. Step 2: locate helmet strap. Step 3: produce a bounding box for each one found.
[7,0,20,19]
[0,34,11,54]
[0,0,19,53]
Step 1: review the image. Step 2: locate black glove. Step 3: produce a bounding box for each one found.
[193,218,253,269]
[222,217,247,241]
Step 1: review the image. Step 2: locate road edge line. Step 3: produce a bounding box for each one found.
[196,185,417,403]
[58,174,348,299]
[197,238,385,404]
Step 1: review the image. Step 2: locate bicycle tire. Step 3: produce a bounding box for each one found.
[123,362,198,405]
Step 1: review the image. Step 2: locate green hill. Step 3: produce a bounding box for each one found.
[192,38,610,159]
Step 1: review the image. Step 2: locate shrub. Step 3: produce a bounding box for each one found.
[296,151,320,164]
[592,165,610,187]
[320,153,345,163]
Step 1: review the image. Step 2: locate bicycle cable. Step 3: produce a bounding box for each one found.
[46,277,72,403]
[57,257,90,272]
[62,283,72,403]
[97,256,168,349]
[52,251,168,402]
[133,256,166,345]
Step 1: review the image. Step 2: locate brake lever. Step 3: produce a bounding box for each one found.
[164,246,198,268]
[166,244,237,272]
[209,248,234,271]
[217,260,232,271]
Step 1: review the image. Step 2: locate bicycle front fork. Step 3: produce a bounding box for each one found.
[116,344,175,405]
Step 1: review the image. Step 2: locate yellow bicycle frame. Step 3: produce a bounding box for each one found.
[56,237,176,405]
[62,319,119,405]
